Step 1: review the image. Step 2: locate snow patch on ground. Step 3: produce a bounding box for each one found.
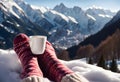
[0,49,120,82]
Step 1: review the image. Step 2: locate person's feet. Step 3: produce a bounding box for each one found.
[38,41,73,82]
[13,33,43,80]
[13,33,89,82]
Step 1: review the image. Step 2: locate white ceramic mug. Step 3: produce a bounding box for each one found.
[29,35,47,55]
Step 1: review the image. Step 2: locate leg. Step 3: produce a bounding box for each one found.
[38,41,89,82]
[38,41,88,82]
[13,33,43,82]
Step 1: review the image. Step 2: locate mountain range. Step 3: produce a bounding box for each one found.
[0,0,116,49]
[0,0,48,49]
[67,10,120,59]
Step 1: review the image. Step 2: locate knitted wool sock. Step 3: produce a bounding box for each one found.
[13,33,43,79]
[38,41,73,82]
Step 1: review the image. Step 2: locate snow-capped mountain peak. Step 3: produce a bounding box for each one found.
[0,0,48,49]
[0,0,24,18]
[55,3,67,10]
[31,5,48,13]
[111,10,120,22]
[88,5,104,10]
[86,5,116,16]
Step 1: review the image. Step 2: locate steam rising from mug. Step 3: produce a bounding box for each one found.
[29,36,47,55]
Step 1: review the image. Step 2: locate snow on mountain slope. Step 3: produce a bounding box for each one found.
[54,3,115,34]
[54,3,93,32]
[14,0,45,22]
[11,0,82,49]
[53,3,116,49]
[0,0,24,18]
[0,49,120,82]
[13,0,79,36]
[86,6,115,32]
[87,5,115,16]
[0,0,48,49]
[108,10,120,25]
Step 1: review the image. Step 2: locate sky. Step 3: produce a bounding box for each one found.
[24,0,120,12]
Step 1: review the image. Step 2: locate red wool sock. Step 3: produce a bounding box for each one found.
[13,33,43,79]
[38,41,73,82]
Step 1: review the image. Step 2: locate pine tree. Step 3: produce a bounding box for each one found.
[97,55,108,69]
[88,57,94,64]
[110,57,118,72]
